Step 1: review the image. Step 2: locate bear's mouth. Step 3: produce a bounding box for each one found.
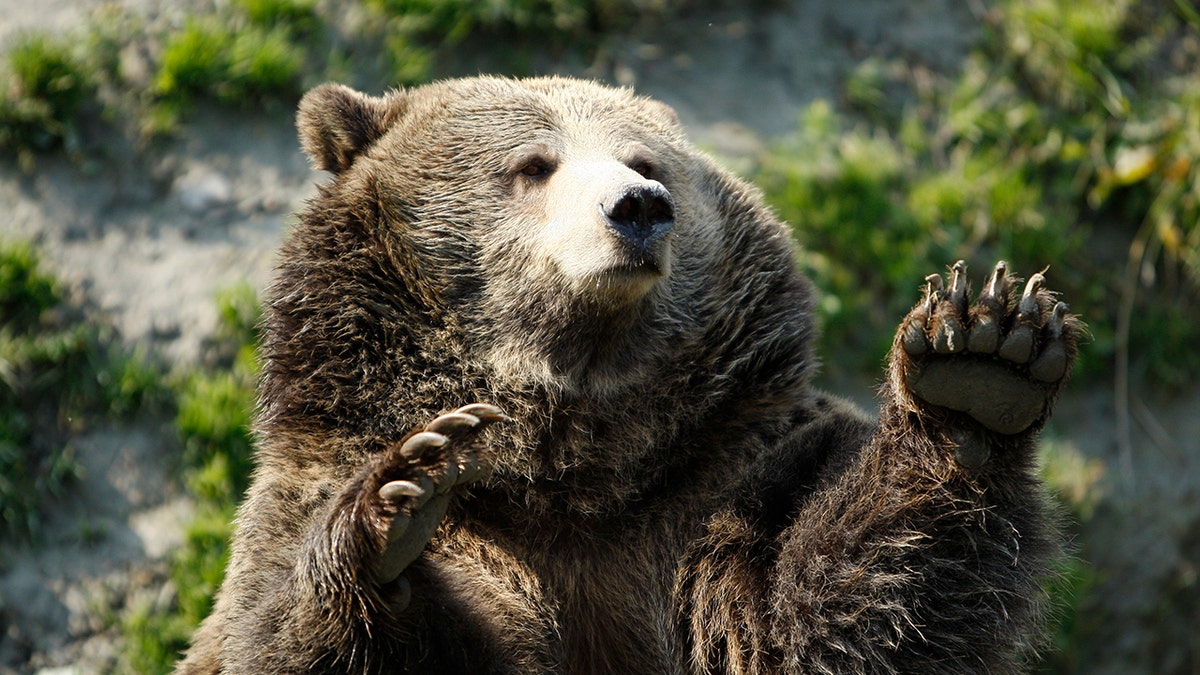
[609,255,664,279]
[610,233,669,271]
[590,246,670,300]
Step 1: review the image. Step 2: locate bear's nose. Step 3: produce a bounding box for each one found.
[603,184,675,247]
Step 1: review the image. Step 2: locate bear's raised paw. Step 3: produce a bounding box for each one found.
[894,260,1080,438]
[370,404,506,586]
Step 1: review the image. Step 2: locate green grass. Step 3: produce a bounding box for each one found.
[0,32,96,169]
[0,241,164,541]
[235,0,320,35]
[0,244,258,670]
[365,0,686,83]
[152,15,306,128]
[0,0,686,144]
[122,506,240,673]
[0,239,57,324]
[0,2,319,144]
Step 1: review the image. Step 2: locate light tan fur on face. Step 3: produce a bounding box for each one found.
[539,156,671,299]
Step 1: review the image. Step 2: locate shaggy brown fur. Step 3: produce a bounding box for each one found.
[176,76,1082,674]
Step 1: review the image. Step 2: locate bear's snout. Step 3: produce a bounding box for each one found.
[602,184,675,250]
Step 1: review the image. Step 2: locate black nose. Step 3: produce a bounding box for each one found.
[603,184,675,246]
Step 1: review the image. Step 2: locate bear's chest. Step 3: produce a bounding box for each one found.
[546,544,683,674]
[406,519,687,673]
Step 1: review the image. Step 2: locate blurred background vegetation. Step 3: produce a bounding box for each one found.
[1,0,1198,672]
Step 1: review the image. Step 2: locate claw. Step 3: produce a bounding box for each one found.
[1046,301,1069,338]
[380,480,426,502]
[924,273,944,310]
[427,412,481,436]
[926,273,944,293]
[1018,272,1045,319]
[982,260,1008,301]
[968,261,1006,354]
[999,272,1045,364]
[400,431,448,459]
[453,403,507,423]
[930,263,967,354]
[947,260,968,314]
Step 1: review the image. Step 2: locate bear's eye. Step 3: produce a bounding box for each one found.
[509,144,557,183]
[631,161,656,179]
[513,154,555,180]
[520,162,549,177]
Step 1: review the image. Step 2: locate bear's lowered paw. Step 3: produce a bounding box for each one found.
[371,404,505,587]
[896,260,1079,438]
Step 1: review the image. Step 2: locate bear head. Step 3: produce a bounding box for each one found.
[293,77,736,391]
[299,79,681,303]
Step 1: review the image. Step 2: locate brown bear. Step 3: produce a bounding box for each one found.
[176,76,1081,674]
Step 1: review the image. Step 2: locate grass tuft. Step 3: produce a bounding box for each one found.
[0,32,96,169]
[155,18,304,109]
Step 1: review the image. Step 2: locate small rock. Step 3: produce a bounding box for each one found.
[174,168,234,214]
[35,666,83,675]
[118,43,151,89]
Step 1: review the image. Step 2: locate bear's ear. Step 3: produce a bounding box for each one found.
[297,84,407,174]
[647,99,680,127]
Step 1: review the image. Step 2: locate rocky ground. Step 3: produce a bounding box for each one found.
[1,0,1198,672]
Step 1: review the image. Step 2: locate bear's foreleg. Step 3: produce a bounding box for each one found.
[681,262,1080,674]
[207,405,503,673]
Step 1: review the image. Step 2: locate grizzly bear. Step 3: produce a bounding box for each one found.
[176,76,1081,674]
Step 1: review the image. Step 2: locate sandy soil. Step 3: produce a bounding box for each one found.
[1,0,1197,672]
